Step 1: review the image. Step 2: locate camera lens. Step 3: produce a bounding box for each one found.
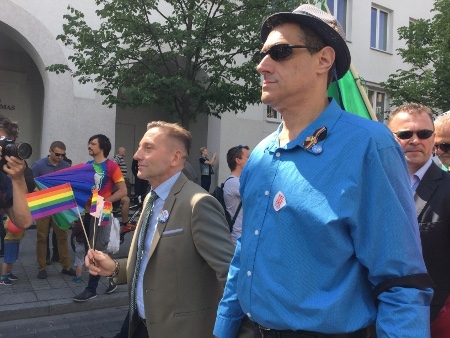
[16,142,32,160]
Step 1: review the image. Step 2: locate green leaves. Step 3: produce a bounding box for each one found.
[46,0,307,128]
[382,0,450,113]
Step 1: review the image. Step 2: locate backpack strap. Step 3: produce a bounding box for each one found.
[231,202,242,225]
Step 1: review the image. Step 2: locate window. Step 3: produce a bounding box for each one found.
[266,106,282,122]
[368,89,387,121]
[370,6,389,51]
[327,0,348,34]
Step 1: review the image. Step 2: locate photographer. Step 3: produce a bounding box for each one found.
[0,115,32,252]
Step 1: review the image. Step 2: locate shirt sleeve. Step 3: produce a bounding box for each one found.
[214,238,247,338]
[353,145,433,337]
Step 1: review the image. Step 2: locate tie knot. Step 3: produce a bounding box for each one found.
[148,190,158,204]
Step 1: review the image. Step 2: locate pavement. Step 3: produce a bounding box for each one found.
[0,219,134,324]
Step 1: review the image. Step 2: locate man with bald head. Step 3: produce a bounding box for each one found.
[85,121,234,337]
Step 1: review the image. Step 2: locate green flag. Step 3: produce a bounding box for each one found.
[315,1,376,120]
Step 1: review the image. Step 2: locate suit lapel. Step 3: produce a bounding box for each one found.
[147,174,188,258]
[414,162,442,217]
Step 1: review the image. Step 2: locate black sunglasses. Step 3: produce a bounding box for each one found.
[435,143,450,153]
[260,44,318,61]
[52,150,66,157]
[393,129,434,140]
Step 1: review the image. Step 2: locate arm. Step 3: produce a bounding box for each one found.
[3,155,32,229]
[355,145,433,337]
[214,238,250,338]
[203,153,217,166]
[85,249,127,284]
[105,181,127,203]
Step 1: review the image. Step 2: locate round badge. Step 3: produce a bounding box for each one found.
[312,145,323,154]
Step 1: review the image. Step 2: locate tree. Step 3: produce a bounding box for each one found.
[47,0,303,129]
[381,0,450,113]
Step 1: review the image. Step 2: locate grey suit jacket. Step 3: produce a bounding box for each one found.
[116,173,235,337]
[415,162,450,322]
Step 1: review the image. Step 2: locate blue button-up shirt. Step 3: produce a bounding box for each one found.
[136,172,180,318]
[214,99,432,337]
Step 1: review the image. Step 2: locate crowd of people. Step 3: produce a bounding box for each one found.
[1,3,450,338]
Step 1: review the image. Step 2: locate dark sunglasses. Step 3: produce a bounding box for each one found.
[435,143,450,153]
[393,129,434,140]
[52,150,66,157]
[260,44,318,61]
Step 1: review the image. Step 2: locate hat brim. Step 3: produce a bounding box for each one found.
[261,12,351,80]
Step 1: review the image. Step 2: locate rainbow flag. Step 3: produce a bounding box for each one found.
[26,183,77,220]
[100,201,112,226]
[90,189,99,213]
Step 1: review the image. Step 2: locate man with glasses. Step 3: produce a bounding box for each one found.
[214,4,433,338]
[388,103,450,323]
[32,141,76,279]
[434,113,450,171]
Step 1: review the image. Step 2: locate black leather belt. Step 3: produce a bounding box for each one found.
[257,324,374,338]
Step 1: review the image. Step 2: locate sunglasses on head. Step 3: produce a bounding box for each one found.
[393,129,434,140]
[435,143,450,153]
[230,145,244,159]
[260,44,318,61]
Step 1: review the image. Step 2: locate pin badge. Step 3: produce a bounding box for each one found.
[273,191,286,211]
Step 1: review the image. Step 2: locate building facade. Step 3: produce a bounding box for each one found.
[0,0,436,186]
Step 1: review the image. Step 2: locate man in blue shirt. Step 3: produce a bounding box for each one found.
[31,141,75,280]
[214,4,433,338]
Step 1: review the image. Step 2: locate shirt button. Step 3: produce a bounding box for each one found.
[247,313,252,318]
[255,230,259,235]
[265,190,269,196]
[247,271,252,276]
[276,152,281,157]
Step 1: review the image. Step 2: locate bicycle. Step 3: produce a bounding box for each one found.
[120,206,142,244]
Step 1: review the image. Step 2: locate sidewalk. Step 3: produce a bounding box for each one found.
[0,225,133,322]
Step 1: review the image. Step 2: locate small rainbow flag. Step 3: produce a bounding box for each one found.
[26,183,77,220]
[90,189,99,213]
[100,201,112,226]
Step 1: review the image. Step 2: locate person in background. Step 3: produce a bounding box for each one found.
[199,147,216,192]
[0,218,25,285]
[31,141,75,279]
[113,147,131,226]
[0,115,33,260]
[85,121,235,337]
[214,5,433,337]
[434,113,450,172]
[387,103,450,323]
[72,134,127,301]
[131,158,149,207]
[223,145,250,244]
[71,220,85,283]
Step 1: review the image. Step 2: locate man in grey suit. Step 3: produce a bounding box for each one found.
[85,121,235,337]
[388,103,450,322]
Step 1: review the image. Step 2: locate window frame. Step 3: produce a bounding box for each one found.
[370,5,392,53]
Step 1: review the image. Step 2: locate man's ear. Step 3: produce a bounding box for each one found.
[316,46,335,76]
[170,149,183,167]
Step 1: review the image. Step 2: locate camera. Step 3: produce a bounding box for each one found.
[0,136,32,169]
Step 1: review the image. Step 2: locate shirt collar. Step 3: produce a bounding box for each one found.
[266,98,342,155]
[152,171,181,201]
[413,158,433,181]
